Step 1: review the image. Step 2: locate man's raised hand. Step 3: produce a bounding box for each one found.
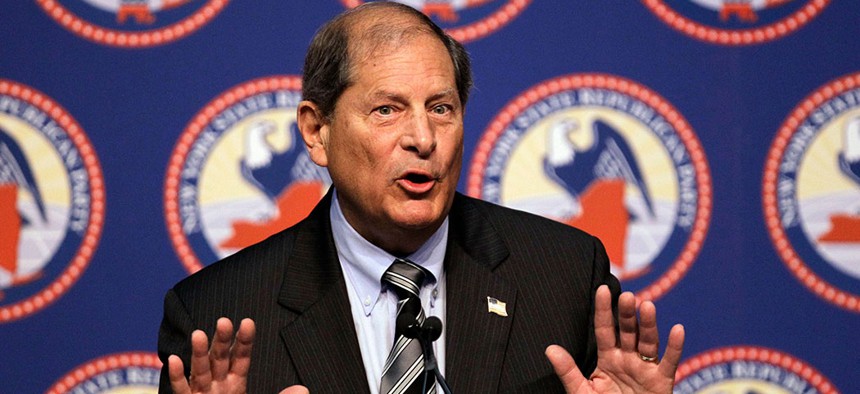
[167,317,308,394]
[545,285,685,393]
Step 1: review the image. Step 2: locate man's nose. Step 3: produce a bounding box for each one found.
[401,111,437,157]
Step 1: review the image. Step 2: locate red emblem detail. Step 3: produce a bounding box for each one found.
[468,73,712,302]
[36,0,229,48]
[341,0,530,43]
[676,346,838,394]
[763,72,860,312]
[45,352,162,394]
[0,80,105,323]
[218,181,325,250]
[164,76,303,274]
[642,0,829,45]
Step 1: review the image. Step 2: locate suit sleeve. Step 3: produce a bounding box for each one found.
[589,234,622,309]
[157,288,196,393]
[579,235,622,376]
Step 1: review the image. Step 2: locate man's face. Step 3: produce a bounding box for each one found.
[308,33,464,253]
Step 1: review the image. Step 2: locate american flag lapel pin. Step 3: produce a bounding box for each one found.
[487,296,508,317]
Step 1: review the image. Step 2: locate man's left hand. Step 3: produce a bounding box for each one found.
[545,285,685,393]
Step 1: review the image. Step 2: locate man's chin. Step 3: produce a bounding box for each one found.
[373,210,446,255]
[390,205,447,231]
[393,214,443,232]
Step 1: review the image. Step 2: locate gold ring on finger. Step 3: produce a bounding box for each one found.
[639,353,658,363]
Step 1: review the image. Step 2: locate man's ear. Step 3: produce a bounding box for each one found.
[297,100,329,167]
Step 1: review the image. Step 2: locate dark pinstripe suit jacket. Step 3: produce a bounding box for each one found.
[158,191,620,393]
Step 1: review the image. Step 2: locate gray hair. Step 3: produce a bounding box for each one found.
[301,2,473,120]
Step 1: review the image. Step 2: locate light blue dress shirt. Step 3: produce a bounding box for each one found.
[330,191,447,393]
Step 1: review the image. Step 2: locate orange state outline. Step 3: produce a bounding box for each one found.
[218,181,326,250]
[164,75,303,275]
[0,79,105,324]
[36,0,229,48]
[45,352,162,394]
[642,0,829,46]
[762,71,860,313]
[675,346,838,394]
[817,213,860,242]
[341,0,531,43]
[466,73,712,303]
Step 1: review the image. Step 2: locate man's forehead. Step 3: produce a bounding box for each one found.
[353,33,431,63]
[347,10,437,61]
[349,31,455,86]
[364,87,459,103]
[348,7,423,36]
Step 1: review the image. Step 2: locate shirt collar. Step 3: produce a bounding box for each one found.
[330,189,448,316]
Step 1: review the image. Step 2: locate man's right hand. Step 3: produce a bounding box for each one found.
[167,317,308,394]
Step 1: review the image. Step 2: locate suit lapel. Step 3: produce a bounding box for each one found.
[277,191,371,393]
[445,194,518,393]
[272,192,517,393]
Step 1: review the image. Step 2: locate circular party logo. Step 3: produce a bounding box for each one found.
[36,0,229,48]
[764,72,860,312]
[0,79,104,323]
[45,352,161,394]
[675,346,838,393]
[165,76,331,274]
[341,0,530,43]
[642,0,829,45]
[468,74,711,301]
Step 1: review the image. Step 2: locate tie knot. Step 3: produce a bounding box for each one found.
[383,258,433,300]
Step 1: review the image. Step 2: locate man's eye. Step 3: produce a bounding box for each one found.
[376,106,392,115]
[432,105,450,115]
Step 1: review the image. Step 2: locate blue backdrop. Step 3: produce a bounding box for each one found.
[1,1,858,393]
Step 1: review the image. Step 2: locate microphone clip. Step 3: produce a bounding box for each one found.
[396,313,452,394]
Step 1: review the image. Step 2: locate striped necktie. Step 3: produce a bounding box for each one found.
[379,258,436,394]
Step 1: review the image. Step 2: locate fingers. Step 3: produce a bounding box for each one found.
[617,291,638,352]
[175,317,257,392]
[545,345,587,392]
[587,285,685,391]
[189,329,213,390]
[209,317,235,381]
[168,355,191,394]
[279,385,311,394]
[594,285,680,366]
[230,318,257,377]
[636,300,659,359]
[593,285,617,352]
[658,324,685,378]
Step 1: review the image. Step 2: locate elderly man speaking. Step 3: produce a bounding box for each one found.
[157,2,685,393]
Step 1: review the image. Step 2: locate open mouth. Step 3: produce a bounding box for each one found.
[399,171,436,194]
[405,172,433,184]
